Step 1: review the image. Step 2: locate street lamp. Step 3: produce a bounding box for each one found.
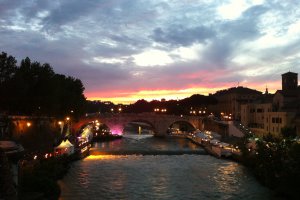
[26,122,31,127]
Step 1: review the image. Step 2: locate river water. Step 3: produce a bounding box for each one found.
[58,136,272,200]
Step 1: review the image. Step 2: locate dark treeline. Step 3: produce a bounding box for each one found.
[86,94,218,115]
[0,52,86,117]
[124,94,217,114]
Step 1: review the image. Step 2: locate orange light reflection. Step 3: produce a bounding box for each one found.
[85,155,120,160]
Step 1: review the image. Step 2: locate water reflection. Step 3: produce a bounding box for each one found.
[90,137,205,155]
[59,138,271,200]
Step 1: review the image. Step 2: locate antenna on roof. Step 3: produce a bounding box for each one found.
[265,84,269,95]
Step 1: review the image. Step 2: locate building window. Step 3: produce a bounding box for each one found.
[257,109,263,113]
[272,117,282,124]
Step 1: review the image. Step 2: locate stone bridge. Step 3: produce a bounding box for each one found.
[72,113,204,137]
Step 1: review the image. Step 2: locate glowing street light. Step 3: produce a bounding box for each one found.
[58,121,62,125]
[118,108,122,112]
[26,122,31,127]
[66,117,70,121]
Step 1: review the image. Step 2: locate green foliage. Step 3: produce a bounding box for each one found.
[240,135,300,199]
[0,51,86,117]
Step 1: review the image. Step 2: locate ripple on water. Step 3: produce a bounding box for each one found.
[59,138,271,200]
[58,154,271,200]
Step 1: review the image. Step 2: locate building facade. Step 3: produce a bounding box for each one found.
[241,72,300,137]
[213,87,262,121]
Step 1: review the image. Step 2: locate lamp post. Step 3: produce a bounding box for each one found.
[58,121,64,134]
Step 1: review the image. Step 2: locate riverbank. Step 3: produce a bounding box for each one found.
[187,133,300,199]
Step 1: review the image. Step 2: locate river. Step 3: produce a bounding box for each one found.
[58,136,272,200]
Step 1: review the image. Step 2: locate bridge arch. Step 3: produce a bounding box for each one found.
[72,113,203,136]
[123,119,157,135]
[168,120,196,134]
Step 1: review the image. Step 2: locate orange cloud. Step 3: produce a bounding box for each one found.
[86,80,282,104]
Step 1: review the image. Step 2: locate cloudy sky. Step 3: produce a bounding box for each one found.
[1,0,300,103]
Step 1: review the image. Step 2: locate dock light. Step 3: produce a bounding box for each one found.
[66,117,70,121]
[34,155,37,160]
[111,108,114,112]
[58,121,62,125]
[26,122,31,127]
[118,108,122,112]
[71,110,74,113]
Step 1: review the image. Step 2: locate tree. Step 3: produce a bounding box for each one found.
[0,52,17,112]
[281,126,296,138]
[0,52,17,84]
[0,51,87,117]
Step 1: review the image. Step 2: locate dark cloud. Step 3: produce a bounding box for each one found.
[152,25,215,46]
[0,0,299,101]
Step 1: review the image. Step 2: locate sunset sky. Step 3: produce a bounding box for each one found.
[1,0,299,104]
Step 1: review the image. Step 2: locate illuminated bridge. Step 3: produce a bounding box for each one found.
[72,113,204,136]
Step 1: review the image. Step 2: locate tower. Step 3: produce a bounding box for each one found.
[282,72,298,91]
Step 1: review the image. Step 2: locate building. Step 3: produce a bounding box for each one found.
[241,72,300,137]
[213,87,262,121]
